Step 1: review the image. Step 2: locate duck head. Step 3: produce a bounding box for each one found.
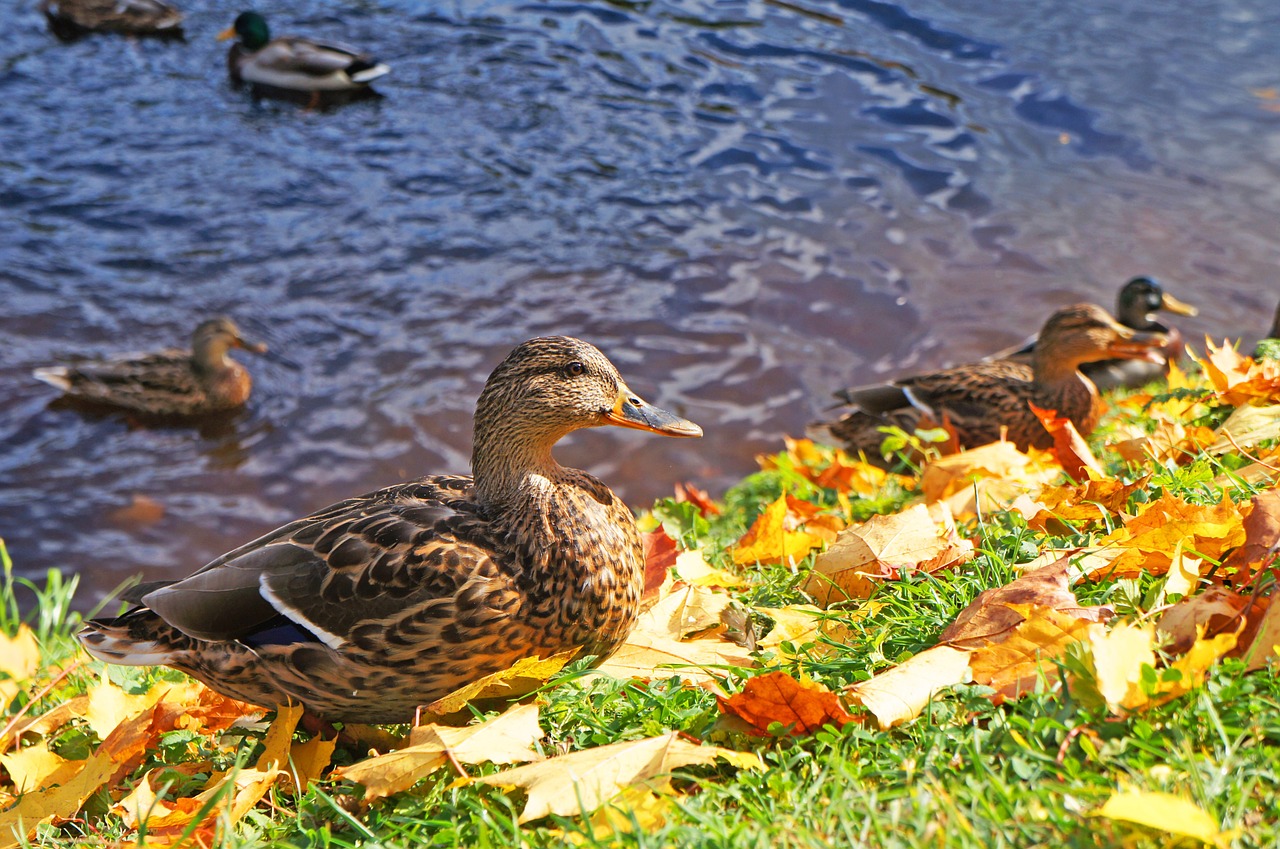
[1116,276,1197,329]
[191,317,267,374]
[218,11,270,49]
[1033,303,1168,374]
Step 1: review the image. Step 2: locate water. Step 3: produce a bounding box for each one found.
[2,0,1278,604]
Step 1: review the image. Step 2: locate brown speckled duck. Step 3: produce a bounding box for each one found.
[41,0,183,39]
[79,336,702,723]
[810,304,1165,461]
[34,317,266,417]
[999,276,1197,390]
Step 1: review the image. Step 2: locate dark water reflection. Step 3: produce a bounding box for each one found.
[2,0,1278,603]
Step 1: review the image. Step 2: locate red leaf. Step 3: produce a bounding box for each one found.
[641,529,678,602]
[717,671,855,736]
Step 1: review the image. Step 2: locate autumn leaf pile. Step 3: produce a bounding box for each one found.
[1,339,1278,848]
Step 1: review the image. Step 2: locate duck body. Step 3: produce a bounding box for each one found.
[41,0,183,38]
[33,317,265,417]
[220,12,389,96]
[999,277,1197,390]
[812,304,1165,462]
[79,337,701,723]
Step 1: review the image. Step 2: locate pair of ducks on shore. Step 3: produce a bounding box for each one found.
[41,1,387,99]
[51,281,1263,724]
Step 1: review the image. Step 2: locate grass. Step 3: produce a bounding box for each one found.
[3,373,1280,848]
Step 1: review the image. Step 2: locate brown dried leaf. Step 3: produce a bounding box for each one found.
[803,504,974,607]
[1220,489,1280,585]
[641,529,679,604]
[593,631,752,686]
[716,671,854,736]
[477,732,761,822]
[1100,492,1246,578]
[1157,588,1249,655]
[1029,404,1103,481]
[967,603,1104,702]
[421,651,579,723]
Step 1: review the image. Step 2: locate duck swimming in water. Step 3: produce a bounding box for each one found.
[79,336,702,723]
[41,0,183,40]
[33,317,266,417]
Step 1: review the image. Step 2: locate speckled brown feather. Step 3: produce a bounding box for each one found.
[41,0,182,36]
[78,336,699,723]
[33,317,261,417]
[811,304,1164,461]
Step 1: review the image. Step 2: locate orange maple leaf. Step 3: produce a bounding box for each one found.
[717,671,854,736]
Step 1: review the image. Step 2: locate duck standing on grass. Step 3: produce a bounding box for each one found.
[79,337,702,724]
[997,276,1198,390]
[33,317,266,417]
[41,0,183,39]
[218,11,390,105]
[810,303,1167,463]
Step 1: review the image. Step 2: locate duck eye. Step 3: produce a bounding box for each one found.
[563,361,586,378]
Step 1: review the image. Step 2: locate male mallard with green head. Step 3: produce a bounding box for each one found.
[79,337,702,723]
[811,303,1166,461]
[41,0,182,39]
[218,11,389,99]
[33,317,266,417]
[999,276,1197,390]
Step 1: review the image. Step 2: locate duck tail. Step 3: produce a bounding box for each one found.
[32,366,72,392]
[347,60,389,84]
[78,608,193,666]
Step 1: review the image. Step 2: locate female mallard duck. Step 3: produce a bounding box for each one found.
[33,317,266,417]
[1000,277,1197,390]
[79,337,702,723]
[41,0,182,39]
[810,303,1165,461]
[218,11,389,100]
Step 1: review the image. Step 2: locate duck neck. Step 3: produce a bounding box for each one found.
[192,338,234,380]
[471,426,569,519]
[1030,350,1099,427]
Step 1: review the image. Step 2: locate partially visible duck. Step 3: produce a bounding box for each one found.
[41,0,182,39]
[78,336,703,723]
[217,11,389,103]
[34,317,266,417]
[1254,299,1280,361]
[998,277,1197,390]
[811,303,1166,463]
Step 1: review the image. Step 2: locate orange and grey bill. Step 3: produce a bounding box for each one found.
[603,389,702,437]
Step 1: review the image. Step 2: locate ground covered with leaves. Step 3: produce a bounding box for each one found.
[1,341,1279,848]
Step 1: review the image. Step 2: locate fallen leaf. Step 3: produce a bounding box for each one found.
[641,529,679,603]
[558,780,673,845]
[672,548,746,589]
[1078,622,1238,714]
[920,440,1063,518]
[844,646,971,730]
[674,482,721,516]
[335,704,543,803]
[1095,789,1231,848]
[635,584,734,641]
[1030,404,1103,480]
[0,740,78,794]
[1242,594,1280,671]
[966,604,1103,702]
[1204,402,1280,455]
[803,504,974,607]
[286,733,337,794]
[108,494,166,527]
[1027,477,1147,532]
[477,732,761,822]
[422,651,579,722]
[1219,489,1280,585]
[732,495,826,566]
[1157,587,1247,654]
[1100,492,1245,578]
[1192,339,1280,406]
[593,631,753,687]
[717,671,854,736]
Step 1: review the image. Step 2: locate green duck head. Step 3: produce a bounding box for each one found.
[218,11,270,50]
[1116,276,1197,329]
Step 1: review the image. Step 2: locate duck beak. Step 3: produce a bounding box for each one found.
[216,25,236,41]
[603,388,702,438]
[1160,291,1198,317]
[1106,327,1168,364]
[233,336,269,355]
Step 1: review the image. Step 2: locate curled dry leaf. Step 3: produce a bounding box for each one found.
[732,495,828,567]
[1242,594,1280,671]
[592,630,752,687]
[1099,492,1245,578]
[966,603,1104,702]
[920,440,1063,519]
[844,646,971,730]
[641,528,679,604]
[635,584,734,641]
[674,481,721,516]
[477,731,762,822]
[804,503,974,607]
[1157,587,1248,655]
[716,671,854,736]
[1026,477,1147,533]
[1192,338,1280,406]
[1029,404,1103,481]
[1220,488,1280,585]
[335,704,543,804]
[420,651,579,724]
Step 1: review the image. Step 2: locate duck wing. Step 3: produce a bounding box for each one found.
[257,37,377,77]
[137,476,511,655]
[34,349,202,412]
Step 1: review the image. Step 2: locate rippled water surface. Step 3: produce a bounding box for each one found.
[3,0,1278,603]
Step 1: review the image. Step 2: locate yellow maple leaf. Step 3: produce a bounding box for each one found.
[335,703,543,803]
[477,732,761,822]
[592,630,753,687]
[732,495,825,566]
[844,645,972,730]
[966,604,1104,702]
[1101,492,1245,577]
[0,740,77,794]
[422,651,579,722]
[1095,789,1233,847]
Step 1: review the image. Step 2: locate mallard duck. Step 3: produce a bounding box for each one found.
[998,276,1197,390]
[41,0,182,39]
[218,11,389,100]
[811,303,1165,461]
[1255,299,1280,361]
[33,317,266,417]
[79,336,702,723]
